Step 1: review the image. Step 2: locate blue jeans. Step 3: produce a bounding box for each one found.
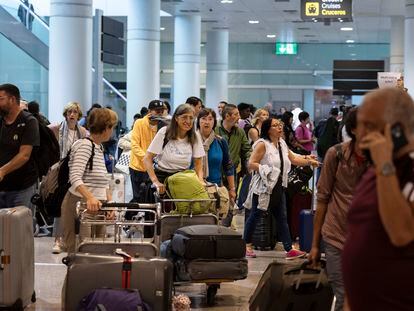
[0,183,36,210]
[244,190,292,252]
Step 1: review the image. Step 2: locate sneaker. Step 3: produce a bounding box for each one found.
[286,249,306,260]
[246,248,257,258]
[52,240,65,254]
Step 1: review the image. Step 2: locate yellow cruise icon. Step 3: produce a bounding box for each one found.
[306,2,319,16]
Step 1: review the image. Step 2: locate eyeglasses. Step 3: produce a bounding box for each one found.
[178,115,194,122]
[271,122,284,128]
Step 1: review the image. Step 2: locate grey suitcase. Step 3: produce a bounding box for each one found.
[176,258,248,282]
[78,241,158,258]
[62,253,173,311]
[0,207,35,309]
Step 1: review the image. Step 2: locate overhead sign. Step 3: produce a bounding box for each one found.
[276,43,298,55]
[378,72,402,88]
[301,0,352,21]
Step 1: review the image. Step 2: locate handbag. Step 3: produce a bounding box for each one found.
[115,151,130,175]
[206,183,230,219]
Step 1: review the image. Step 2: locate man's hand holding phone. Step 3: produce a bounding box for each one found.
[359,124,394,169]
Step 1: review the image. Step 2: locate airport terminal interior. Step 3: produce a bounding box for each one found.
[1,0,414,310]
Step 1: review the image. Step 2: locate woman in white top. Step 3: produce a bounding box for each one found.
[244,118,319,259]
[60,108,118,253]
[48,101,87,254]
[144,104,205,194]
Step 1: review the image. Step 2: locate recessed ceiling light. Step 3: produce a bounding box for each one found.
[267,34,276,38]
[249,20,259,24]
[313,19,318,23]
[350,53,356,56]
[346,40,355,43]
[160,27,165,31]
[200,43,205,47]
[341,27,353,31]
[221,0,233,3]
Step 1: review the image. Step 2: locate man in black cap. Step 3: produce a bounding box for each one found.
[129,100,166,202]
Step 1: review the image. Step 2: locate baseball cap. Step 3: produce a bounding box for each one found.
[148,100,165,110]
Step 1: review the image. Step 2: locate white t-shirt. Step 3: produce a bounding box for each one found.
[147,127,205,173]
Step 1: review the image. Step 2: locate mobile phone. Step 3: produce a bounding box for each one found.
[362,123,408,164]
[391,122,408,153]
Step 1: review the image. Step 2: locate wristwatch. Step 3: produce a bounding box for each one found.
[379,162,396,176]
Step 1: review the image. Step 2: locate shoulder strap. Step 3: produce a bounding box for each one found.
[334,144,343,161]
[162,135,168,150]
[84,137,95,171]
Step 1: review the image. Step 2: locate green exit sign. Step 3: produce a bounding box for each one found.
[276,43,298,55]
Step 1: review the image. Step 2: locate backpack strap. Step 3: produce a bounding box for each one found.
[84,137,95,171]
[162,134,168,150]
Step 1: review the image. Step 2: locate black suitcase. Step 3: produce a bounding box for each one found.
[175,258,248,281]
[245,208,277,250]
[249,260,333,311]
[171,225,246,260]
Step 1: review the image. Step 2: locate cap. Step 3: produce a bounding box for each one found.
[148,100,165,110]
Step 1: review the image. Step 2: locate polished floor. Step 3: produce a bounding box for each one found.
[26,214,293,311]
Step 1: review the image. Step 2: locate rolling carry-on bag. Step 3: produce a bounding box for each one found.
[245,208,277,250]
[0,207,35,309]
[290,188,312,239]
[298,172,316,253]
[171,225,246,260]
[62,253,173,311]
[249,259,333,311]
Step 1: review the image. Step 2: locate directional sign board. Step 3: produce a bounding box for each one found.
[301,0,353,21]
[276,43,298,55]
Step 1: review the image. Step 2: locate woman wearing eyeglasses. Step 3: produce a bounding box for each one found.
[143,104,205,194]
[243,118,319,259]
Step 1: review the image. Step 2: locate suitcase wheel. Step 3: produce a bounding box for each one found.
[31,291,36,303]
[206,284,219,306]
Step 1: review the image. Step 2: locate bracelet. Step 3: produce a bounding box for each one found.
[229,187,236,191]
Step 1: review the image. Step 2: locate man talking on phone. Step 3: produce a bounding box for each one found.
[342,87,414,311]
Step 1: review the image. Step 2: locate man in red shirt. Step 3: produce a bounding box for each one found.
[342,88,414,310]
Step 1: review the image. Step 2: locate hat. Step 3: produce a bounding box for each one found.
[148,100,164,110]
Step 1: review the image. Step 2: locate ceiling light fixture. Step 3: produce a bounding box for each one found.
[341,27,353,31]
[160,27,165,31]
[267,34,276,38]
[249,20,259,24]
[221,0,233,3]
[346,39,355,43]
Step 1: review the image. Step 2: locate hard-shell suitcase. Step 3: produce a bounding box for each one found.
[290,190,312,239]
[0,207,35,309]
[245,208,277,250]
[171,225,246,260]
[175,258,248,282]
[249,260,334,311]
[299,209,314,252]
[107,173,125,203]
[62,253,173,311]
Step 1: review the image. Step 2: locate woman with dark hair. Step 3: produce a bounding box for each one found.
[143,104,205,194]
[197,108,236,201]
[243,118,319,258]
[281,111,305,153]
[295,111,315,155]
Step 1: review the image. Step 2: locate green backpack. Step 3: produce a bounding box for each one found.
[165,170,210,215]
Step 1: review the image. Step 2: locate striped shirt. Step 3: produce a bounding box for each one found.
[68,138,109,200]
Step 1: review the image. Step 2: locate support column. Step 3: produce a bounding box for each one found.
[49,0,93,123]
[206,30,228,109]
[405,0,414,95]
[173,15,201,108]
[127,0,160,128]
[303,89,315,121]
[390,16,405,73]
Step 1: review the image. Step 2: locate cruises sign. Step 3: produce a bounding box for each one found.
[301,0,352,20]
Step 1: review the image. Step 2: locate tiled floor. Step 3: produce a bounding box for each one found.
[26,215,294,310]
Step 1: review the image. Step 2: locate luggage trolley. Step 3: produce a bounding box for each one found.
[75,202,161,258]
[156,195,247,305]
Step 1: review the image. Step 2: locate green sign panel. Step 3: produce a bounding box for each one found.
[276,43,298,55]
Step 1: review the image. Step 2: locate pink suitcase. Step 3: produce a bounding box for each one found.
[0,206,35,309]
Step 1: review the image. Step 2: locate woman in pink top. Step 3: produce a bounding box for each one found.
[295,111,315,154]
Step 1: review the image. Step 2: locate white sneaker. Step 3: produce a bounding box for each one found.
[52,241,63,254]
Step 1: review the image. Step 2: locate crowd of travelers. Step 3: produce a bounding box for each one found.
[1,82,414,309]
